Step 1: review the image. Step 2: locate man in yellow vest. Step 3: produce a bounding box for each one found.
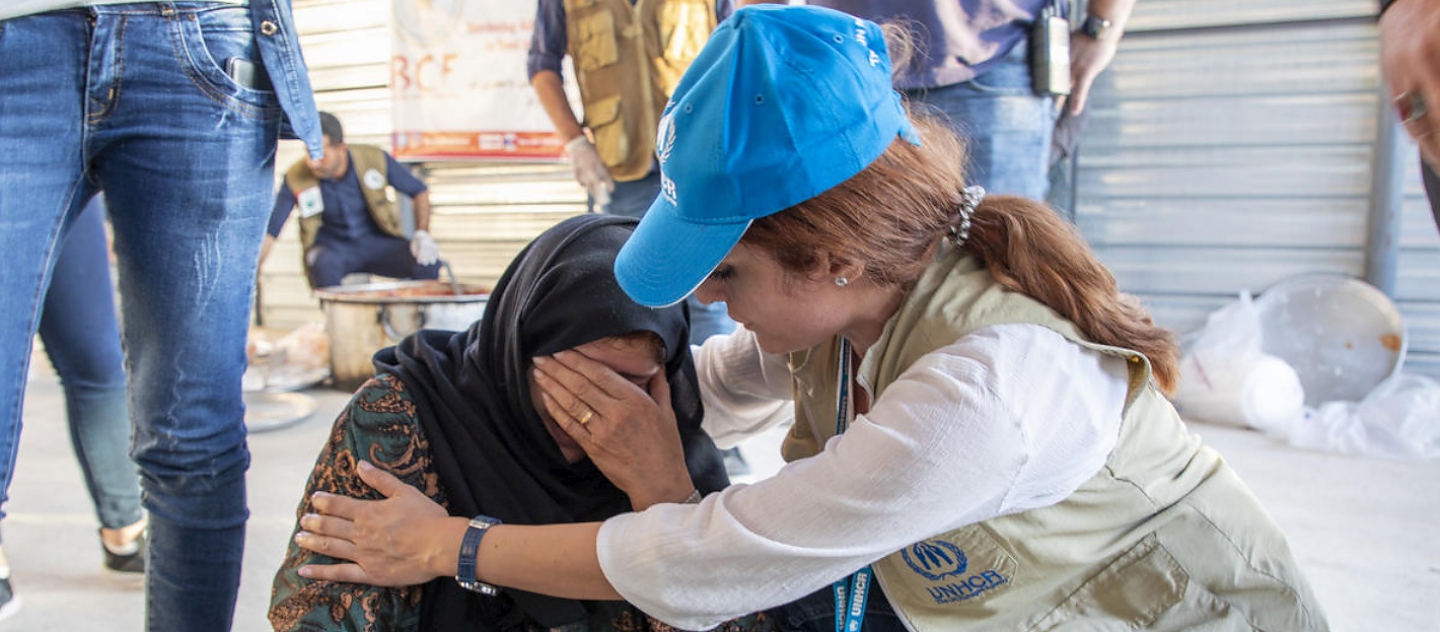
[260,112,441,289]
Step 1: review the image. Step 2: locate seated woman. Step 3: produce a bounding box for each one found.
[268,214,756,631]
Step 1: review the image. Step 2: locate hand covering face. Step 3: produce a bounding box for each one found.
[373,214,728,629]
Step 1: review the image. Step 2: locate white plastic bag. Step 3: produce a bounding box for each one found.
[1281,373,1440,460]
[1171,292,1306,431]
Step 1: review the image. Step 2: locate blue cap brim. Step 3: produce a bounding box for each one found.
[615,194,752,308]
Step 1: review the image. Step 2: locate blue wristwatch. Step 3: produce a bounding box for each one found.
[455,514,502,595]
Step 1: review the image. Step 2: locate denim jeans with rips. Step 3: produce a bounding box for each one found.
[904,46,1058,200]
[0,3,318,630]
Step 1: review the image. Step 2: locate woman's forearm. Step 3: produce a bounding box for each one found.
[475,522,621,600]
[405,509,619,601]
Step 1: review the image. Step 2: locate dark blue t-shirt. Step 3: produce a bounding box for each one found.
[269,150,427,244]
[804,0,1050,89]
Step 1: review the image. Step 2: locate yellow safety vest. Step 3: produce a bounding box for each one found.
[283,144,404,254]
[564,0,716,181]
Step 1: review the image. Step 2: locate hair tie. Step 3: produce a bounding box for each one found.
[949,185,985,246]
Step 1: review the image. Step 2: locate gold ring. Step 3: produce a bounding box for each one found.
[578,409,594,425]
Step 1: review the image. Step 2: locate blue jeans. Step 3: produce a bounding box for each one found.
[905,46,1057,199]
[0,5,287,629]
[306,233,442,289]
[597,171,738,344]
[766,582,909,632]
[37,197,144,532]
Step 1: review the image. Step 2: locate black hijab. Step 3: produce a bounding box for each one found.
[373,214,729,630]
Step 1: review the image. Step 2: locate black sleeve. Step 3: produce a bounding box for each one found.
[1379,0,1398,14]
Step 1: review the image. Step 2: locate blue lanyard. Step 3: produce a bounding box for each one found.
[831,339,872,632]
[833,568,874,632]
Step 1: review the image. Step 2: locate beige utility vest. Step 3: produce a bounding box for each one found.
[564,0,715,181]
[782,247,1326,631]
[284,144,404,254]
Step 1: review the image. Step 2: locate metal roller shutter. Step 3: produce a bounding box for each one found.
[1076,0,1440,378]
[259,0,586,329]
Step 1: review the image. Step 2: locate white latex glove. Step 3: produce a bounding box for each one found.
[409,229,441,266]
[565,135,615,209]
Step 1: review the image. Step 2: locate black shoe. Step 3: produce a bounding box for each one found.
[102,530,147,575]
[0,575,21,622]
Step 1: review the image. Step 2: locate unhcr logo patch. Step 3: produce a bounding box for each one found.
[902,540,966,581]
[925,570,1009,605]
[902,539,1011,605]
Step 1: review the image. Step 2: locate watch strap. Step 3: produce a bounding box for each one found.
[1082,15,1119,42]
[455,515,502,596]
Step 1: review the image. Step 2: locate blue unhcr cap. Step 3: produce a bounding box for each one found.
[614,4,920,307]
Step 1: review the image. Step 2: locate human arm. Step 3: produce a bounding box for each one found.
[525,0,613,202]
[259,235,277,270]
[270,376,433,631]
[385,155,440,264]
[297,325,1128,628]
[407,191,440,264]
[526,0,582,144]
[533,70,615,206]
[693,327,794,448]
[532,353,698,510]
[594,325,1131,628]
[1379,0,1440,168]
[259,185,296,270]
[1066,0,1138,115]
[532,70,585,145]
[297,461,621,599]
[409,191,432,233]
[525,2,613,204]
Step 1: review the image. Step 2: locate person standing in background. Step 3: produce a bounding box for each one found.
[0,2,322,630]
[260,111,443,290]
[802,0,1137,200]
[0,195,147,623]
[526,0,740,344]
[1379,0,1440,230]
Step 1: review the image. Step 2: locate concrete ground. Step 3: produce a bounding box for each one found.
[2,357,1438,631]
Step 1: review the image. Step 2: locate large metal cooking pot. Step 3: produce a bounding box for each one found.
[315,280,489,391]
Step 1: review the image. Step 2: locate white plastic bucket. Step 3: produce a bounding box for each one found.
[1173,351,1306,432]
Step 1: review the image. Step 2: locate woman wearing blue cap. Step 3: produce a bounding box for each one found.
[294,5,1328,631]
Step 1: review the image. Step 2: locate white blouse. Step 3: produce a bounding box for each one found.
[597,324,1132,631]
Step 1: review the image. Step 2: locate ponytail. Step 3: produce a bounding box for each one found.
[963,195,1180,394]
[743,107,1179,393]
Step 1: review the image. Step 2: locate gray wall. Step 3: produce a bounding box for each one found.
[1074,0,1440,378]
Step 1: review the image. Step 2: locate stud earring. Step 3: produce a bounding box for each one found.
[834,277,849,287]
